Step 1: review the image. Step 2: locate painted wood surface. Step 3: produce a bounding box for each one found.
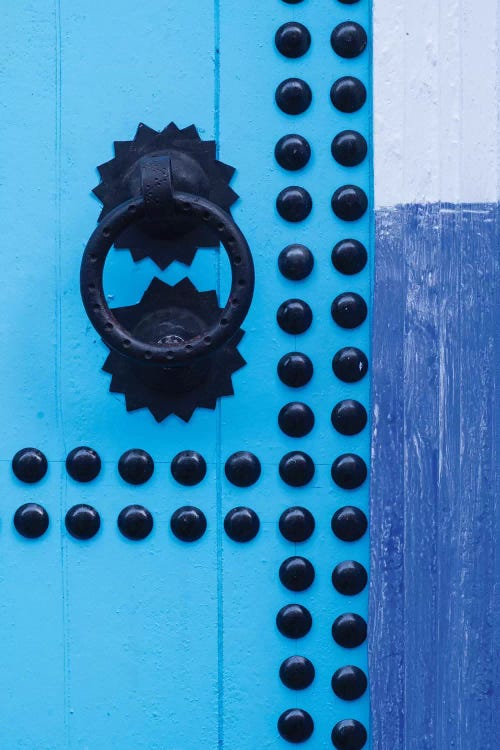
[370,203,500,748]
[0,2,373,748]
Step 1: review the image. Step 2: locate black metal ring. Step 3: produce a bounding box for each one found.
[80,192,254,366]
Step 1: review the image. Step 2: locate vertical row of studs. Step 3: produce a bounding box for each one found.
[275,0,370,748]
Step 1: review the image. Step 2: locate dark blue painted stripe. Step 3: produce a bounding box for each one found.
[370,203,500,749]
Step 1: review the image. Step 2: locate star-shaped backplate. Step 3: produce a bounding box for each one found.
[102,277,246,422]
[93,122,238,269]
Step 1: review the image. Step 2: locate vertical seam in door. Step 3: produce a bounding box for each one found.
[54,1,70,746]
[214,0,224,747]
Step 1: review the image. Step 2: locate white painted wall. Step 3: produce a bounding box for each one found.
[374,0,499,206]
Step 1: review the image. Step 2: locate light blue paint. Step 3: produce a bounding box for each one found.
[0,1,372,748]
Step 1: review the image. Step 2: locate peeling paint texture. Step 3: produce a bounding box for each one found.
[370,203,500,749]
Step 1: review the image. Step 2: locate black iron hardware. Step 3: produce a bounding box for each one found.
[80,123,255,422]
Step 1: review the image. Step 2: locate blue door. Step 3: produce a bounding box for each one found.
[0,2,372,748]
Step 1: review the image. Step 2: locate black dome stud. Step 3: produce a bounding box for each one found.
[332,560,368,596]
[14,503,49,539]
[332,612,367,649]
[331,665,368,701]
[65,504,101,540]
[332,347,369,383]
[117,505,153,540]
[332,239,368,275]
[331,719,368,750]
[275,22,311,59]
[170,506,207,542]
[279,506,315,542]
[276,603,313,638]
[278,244,314,281]
[331,292,368,329]
[66,447,101,483]
[278,352,313,388]
[331,131,367,167]
[279,655,315,690]
[279,556,315,591]
[331,400,367,436]
[277,299,313,335]
[12,448,48,484]
[331,21,368,58]
[171,450,207,486]
[279,451,315,487]
[278,709,314,743]
[338,0,361,4]
[278,402,315,437]
[330,77,367,113]
[277,187,312,222]
[275,136,311,172]
[118,449,154,485]
[331,506,368,542]
[225,451,261,487]
[276,78,312,115]
[332,185,368,222]
[282,0,304,4]
[331,453,367,489]
[224,507,260,542]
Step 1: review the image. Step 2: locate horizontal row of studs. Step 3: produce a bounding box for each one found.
[11,449,367,488]
[10,503,367,543]
[278,240,367,280]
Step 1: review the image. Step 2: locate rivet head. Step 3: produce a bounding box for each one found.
[277,299,313,334]
[66,446,101,482]
[278,402,315,437]
[276,78,312,115]
[278,244,314,280]
[331,505,368,542]
[331,665,368,701]
[65,504,101,540]
[332,239,367,275]
[275,136,311,172]
[331,21,367,58]
[279,655,315,690]
[279,556,315,591]
[277,186,312,222]
[276,603,312,638]
[277,352,313,388]
[171,450,206,486]
[170,506,207,542]
[117,505,153,540]
[332,612,367,649]
[331,130,367,167]
[332,347,368,382]
[332,560,368,596]
[331,719,368,750]
[278,708,314,743]
[332,185,368,221]
[224,506,260,542]
[225,451,261,487]
[279,506,315,542]
[279,451,315,487]
[275,22,311,59]
[331,292,367,329]
[331,399,367,436]
[12,448,48,484]
[14,503,49,539]
[330,77,366,113]
[331,453,367,489]
[118,449,154,485]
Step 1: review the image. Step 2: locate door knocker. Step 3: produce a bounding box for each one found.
[80,123,255,422]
